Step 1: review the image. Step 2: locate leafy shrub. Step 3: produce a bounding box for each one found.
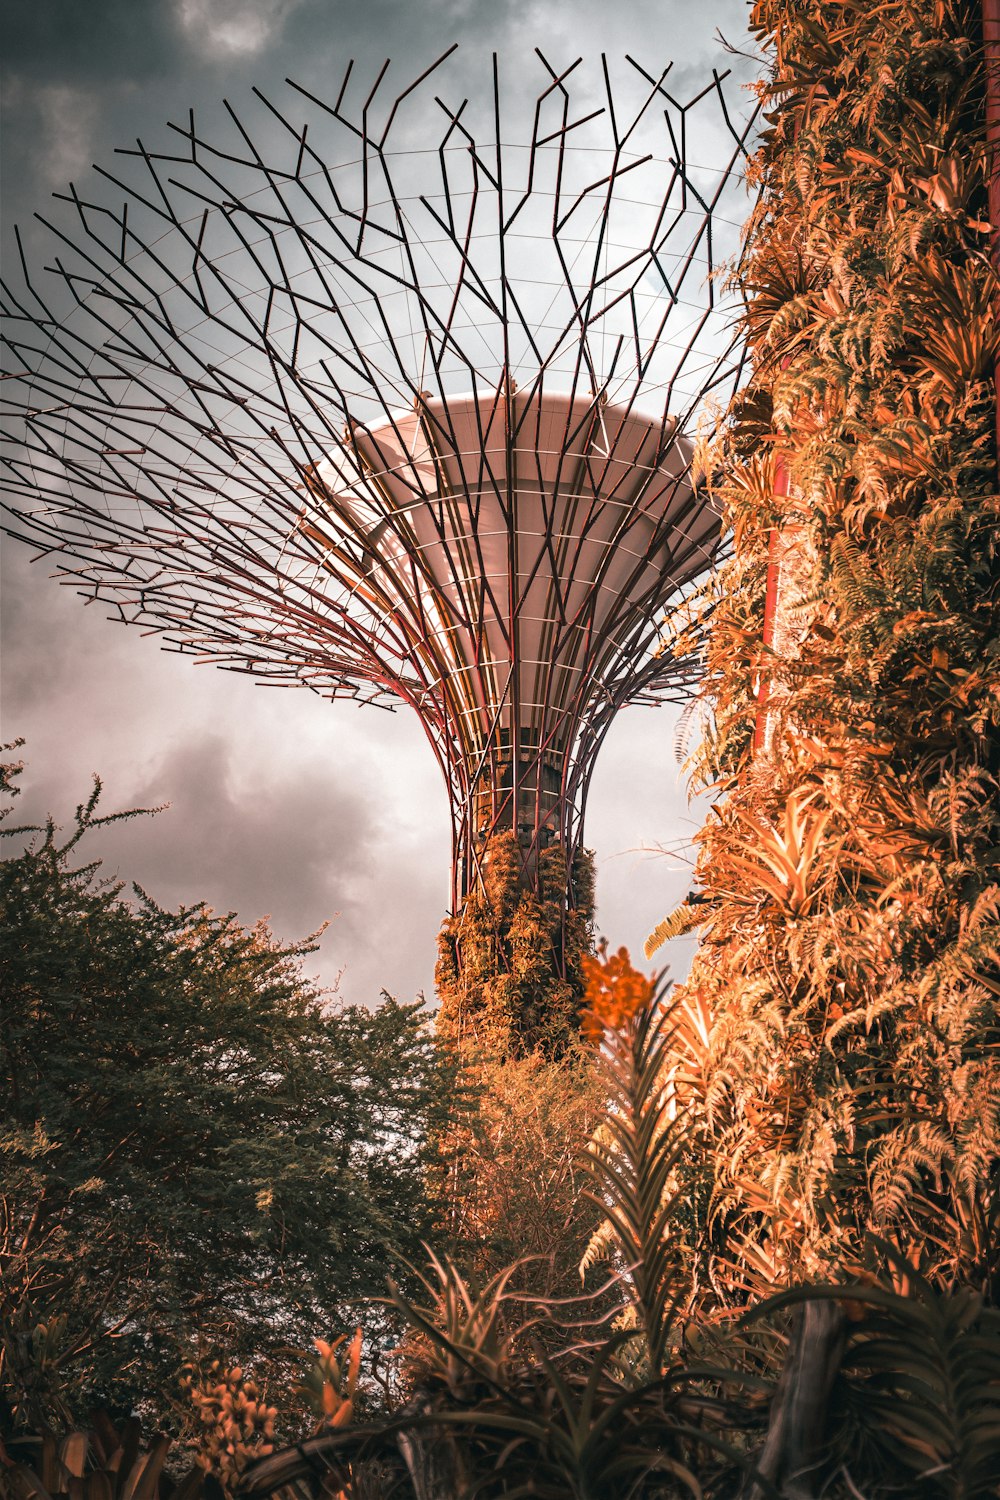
[0,750,454,1436]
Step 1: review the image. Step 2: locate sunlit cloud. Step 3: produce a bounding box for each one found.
[174,0,302,57]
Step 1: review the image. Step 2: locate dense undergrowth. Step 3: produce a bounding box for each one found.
[6,908,997,1497]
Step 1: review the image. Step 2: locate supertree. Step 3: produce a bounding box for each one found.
[1,48,755,1052]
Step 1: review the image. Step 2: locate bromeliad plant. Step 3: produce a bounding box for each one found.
[341,951,762,1498]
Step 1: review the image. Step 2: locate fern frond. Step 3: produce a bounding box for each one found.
[644,902,706,958]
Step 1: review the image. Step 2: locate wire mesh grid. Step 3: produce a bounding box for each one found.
[1,47,758,906]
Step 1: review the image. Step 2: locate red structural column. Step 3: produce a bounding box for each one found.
[985,0,1000,468]
[752,454,792,755]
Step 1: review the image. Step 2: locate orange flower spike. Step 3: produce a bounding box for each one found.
[581,946,654,1040]
[345,1328,362,1393]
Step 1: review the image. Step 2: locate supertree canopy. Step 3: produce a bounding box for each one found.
[1,48,755,1051]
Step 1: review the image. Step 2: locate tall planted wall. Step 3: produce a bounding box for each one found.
[665,0,1000,1292]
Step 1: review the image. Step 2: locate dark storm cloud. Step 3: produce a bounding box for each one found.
[97,721,448,1004]
[1,0,755,291]
[2,2,178,216]
[1,0,752,219]
[126,729,449,1006]
[112,732,374,937]
[2,1,180,80]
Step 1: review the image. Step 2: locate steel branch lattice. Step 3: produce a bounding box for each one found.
[1,49,757,910]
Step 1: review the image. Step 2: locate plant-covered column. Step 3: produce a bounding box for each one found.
[435,834,595,1058]
[657,0,1000,1296]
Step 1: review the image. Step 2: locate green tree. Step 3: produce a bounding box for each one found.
[0,749,453,1432]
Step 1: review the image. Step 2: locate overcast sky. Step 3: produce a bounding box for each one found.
[1,0,758,1006]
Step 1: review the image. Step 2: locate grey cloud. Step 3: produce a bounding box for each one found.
[2,0,754,247]
[0,2,180,83]
[4,551,450,1004]
[115,731,373,935]
[173,0,306,58]
[0,80,103,190]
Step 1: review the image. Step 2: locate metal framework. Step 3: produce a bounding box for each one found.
[1,49,755,910]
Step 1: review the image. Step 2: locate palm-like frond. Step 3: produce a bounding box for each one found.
[751,1247,1000,1499]
[577,963,712,1378]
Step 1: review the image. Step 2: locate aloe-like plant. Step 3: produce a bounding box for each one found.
[744,1240,1000,1500]
[0,1413,205,1500]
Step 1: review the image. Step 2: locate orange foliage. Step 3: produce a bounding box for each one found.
[580,947,654,1042]
[312,1329,362,1431]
